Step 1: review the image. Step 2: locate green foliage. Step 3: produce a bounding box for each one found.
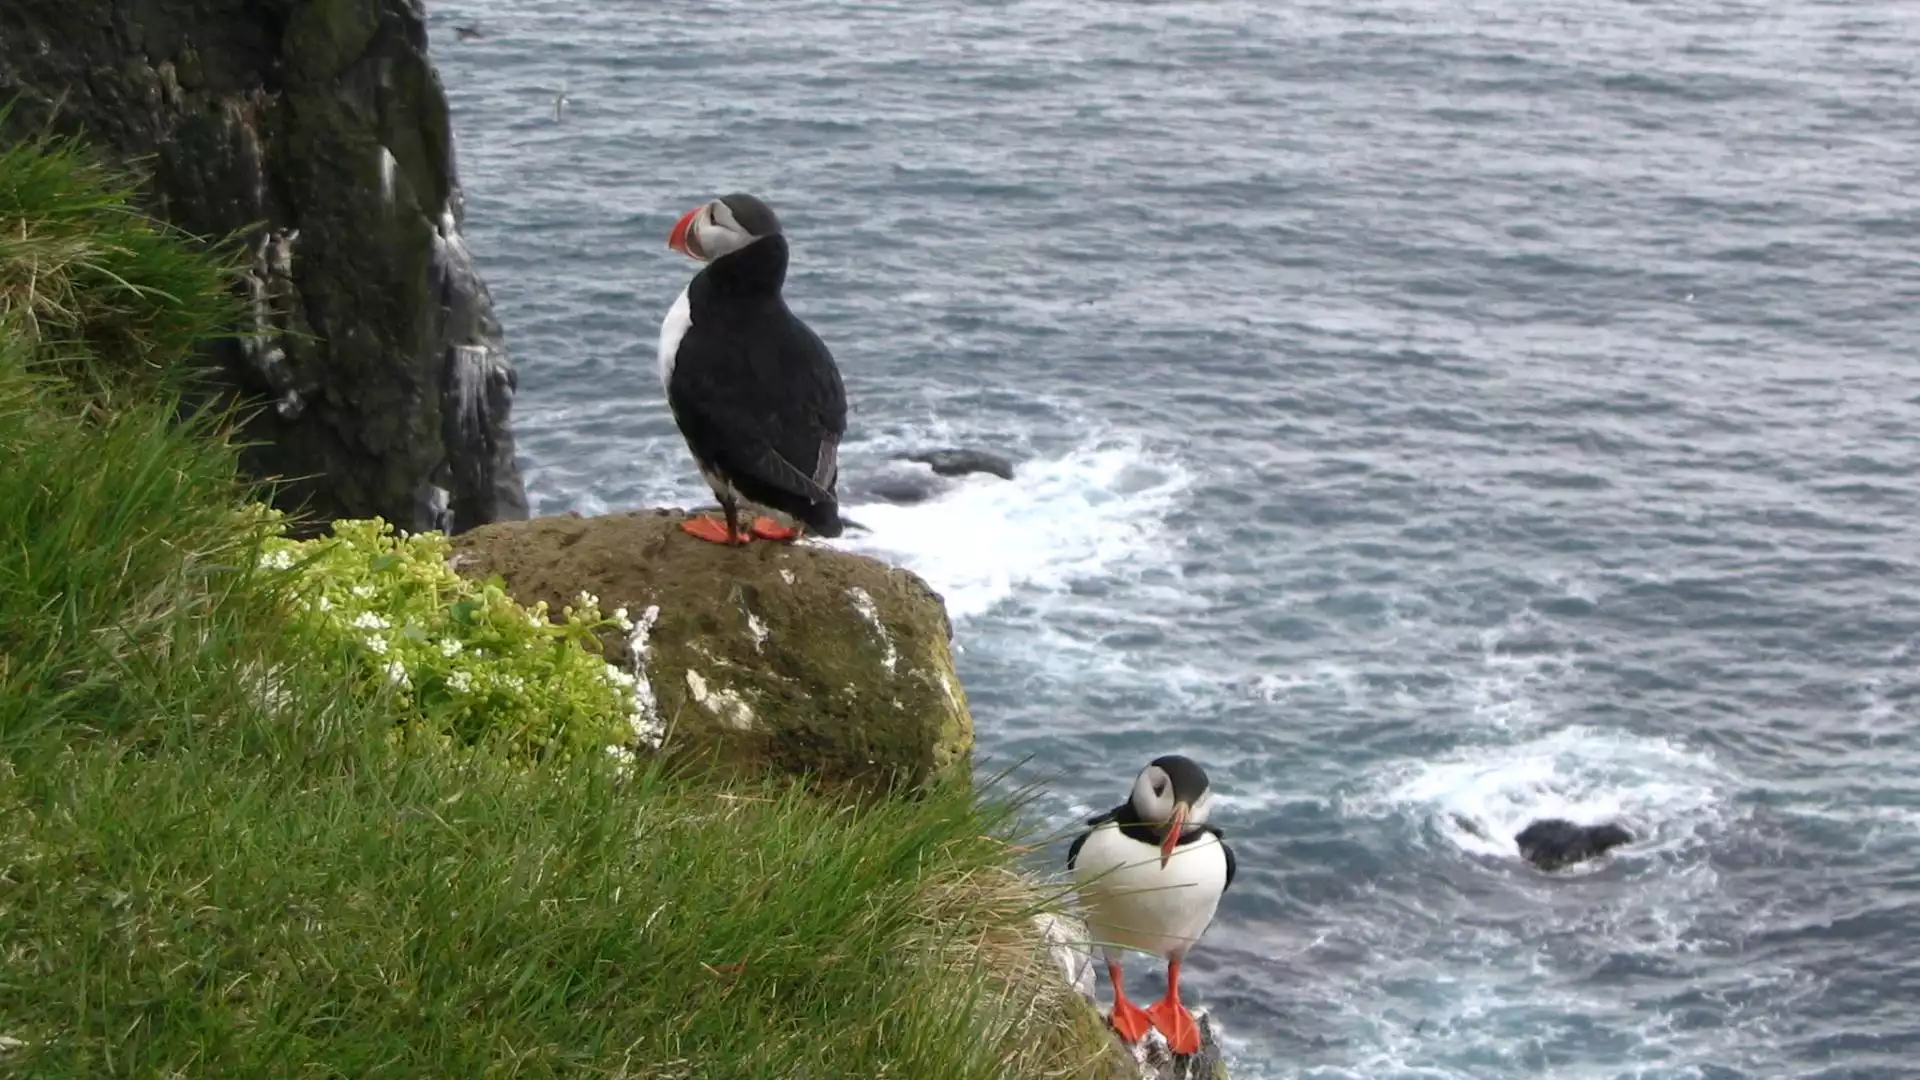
[0,747,1106,1080]
[255,514,657,760]
[0,107,1113,1080]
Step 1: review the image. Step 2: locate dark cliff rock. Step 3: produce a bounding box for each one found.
[0,0,529,533]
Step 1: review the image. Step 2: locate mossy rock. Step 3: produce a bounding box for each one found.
[449,509,973,795]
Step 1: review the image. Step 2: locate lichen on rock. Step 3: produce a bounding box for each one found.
[449,509,975,794]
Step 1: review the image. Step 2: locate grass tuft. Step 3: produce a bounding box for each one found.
[0,109,1113,1078]
[0,103,243,402]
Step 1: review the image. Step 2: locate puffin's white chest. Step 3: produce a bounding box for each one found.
[657,284,692,390]
[1071,824,1228,962]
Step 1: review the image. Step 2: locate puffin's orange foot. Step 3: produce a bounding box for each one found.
[1107,997,1153,1045]
[680,517,749,545]
[1145,998,1202,1056]
[749,517,801,542]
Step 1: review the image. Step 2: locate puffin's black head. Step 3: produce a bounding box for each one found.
[1130,754,1215,868]
[667,192,783,263]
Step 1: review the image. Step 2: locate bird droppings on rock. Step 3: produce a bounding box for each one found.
[1034,912,1096,999]
[779,569,796,585]
[684,669,756,732]
[377,144,398,205]
[847,587,898,673]
[744,611,770,651]
[624,605,664,744]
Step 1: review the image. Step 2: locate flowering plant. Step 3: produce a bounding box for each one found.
[251,515,662,761]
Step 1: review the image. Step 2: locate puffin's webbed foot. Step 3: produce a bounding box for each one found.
[1108,998,1153,1045]
[1146,997,1202,1056]
[1104,957,1153,1044]
[749,517,803,542]
[681,516,750,545]
[1145,956,1202,1056]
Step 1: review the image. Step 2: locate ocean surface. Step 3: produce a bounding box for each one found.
[425,2,1919,1076]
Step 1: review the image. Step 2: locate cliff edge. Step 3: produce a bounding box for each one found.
[0,0,528,533]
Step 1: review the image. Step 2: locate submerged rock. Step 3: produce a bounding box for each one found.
[0,0,529,535]
[903,447,1018,481]
[1515,818,1635,871]
[448,509,973,795]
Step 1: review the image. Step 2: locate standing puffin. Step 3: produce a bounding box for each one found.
[657,193,846,545]
[1068,754,1235,1056]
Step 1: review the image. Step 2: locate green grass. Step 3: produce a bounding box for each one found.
[0,117,1113,1078]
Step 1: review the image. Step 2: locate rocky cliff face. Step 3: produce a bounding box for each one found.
[0,0,528,534]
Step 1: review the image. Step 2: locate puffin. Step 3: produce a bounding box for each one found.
[657,193,846,545]
[1068,754,1235,1056]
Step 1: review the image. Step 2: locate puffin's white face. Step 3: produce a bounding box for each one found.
[1131,762,1215,828]
[666,198,760,263]
[1129,755,1215,867]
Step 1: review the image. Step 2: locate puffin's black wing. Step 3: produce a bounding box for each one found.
[1201,824,1236,891]
[668,286,847,524]
[1066,804,1125,871]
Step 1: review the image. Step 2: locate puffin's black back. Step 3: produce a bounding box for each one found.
[667,234,847,535]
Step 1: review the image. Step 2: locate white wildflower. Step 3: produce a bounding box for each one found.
[316,595,332,611]
[447,670,473,693]
[501,674,526,692]
[439,638,463,658]
[528,611,547,629]
[386,660,410,687]
[613,606,633,630]
[365,635,389,656]
[258,549,294,571]
[350,612,389,631]
[350,584,375,599]
[575,591,599,611]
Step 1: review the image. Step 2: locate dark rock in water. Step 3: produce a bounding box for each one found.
[0,0,530,536]
[866,476,942,505]
[904,447,1017,481]
[1515,818,1635,871]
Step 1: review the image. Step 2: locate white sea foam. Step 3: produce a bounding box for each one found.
[1355,724,1736,864]
[830,433,1191,621]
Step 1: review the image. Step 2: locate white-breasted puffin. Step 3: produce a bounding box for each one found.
[657,193,846,545]
[1068,754,1235,1056]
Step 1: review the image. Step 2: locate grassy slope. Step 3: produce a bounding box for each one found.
[0,124,1110,1079]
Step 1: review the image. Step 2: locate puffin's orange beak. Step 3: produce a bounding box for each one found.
[1160,801,1189,868]
[667,207,703,259]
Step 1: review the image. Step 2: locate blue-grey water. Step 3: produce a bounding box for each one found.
[427,2,1919,1075]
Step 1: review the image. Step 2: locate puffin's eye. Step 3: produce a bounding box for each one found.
[1152,779,1166,797]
